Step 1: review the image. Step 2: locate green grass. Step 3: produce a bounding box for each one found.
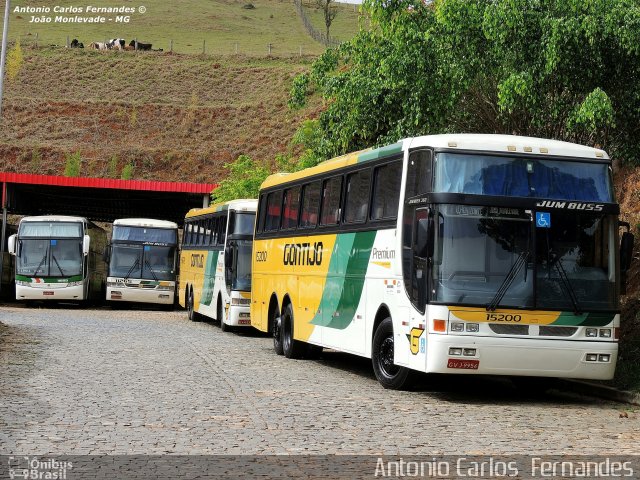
[301,1,366,43]
[7,0,361,56]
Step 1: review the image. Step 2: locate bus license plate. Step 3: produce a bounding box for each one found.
[43,291,54,296]
[447,359,479,370]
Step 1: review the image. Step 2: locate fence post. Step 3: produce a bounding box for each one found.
[202,39,206,54]
[268,43,272,55]
[134,38,138,50]
[170,39,173,53]
[299,45,302,57]
[35,32,38,48]
[235,42,238,54]
[66,35,69,48]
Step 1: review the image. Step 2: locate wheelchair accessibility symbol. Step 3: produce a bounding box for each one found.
[536,212,551,228]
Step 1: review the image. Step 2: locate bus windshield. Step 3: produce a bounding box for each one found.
[434,153,613,202]
[109,244,176,281]
[17,238,82,277]
[430,205,616,311]
[231,213,256,236]
[19,222,83,238]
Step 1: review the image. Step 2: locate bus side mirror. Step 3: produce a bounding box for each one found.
[83,235,90,256]
[620,230,635,295]
[8,234,16,255]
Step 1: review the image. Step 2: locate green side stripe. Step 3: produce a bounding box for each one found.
[201,251,219,306]
[15,275,83,283]
[311,231,376,330]
[357,142,403,163]
[552,312,615,327]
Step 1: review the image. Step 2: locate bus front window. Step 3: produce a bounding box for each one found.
[232,241,252,291]
[430,205,534,308]
[17,239,82,277]
[142,246,176,281]
[109,245,142,278]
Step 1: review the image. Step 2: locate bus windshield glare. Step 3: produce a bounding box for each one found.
[112,226,177,244]
[430,205,617,311]
[17,238,82,277]
[19,222,83,238]
[434,153,613,202]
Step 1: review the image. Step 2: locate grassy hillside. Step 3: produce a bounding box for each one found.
[6,0,361,56]
[0,47,321,182]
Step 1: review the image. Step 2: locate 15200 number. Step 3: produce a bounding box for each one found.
[486,313,522,322]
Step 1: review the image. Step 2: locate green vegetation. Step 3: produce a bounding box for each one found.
[121,162,134,180]
[63,151,81,176]
[290,0,640,166]
[5,38,23,81]
[213,154,271,202]
[9,0,361,56]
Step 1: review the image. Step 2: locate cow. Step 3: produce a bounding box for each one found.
[108,38,125,50]
[69,38,84,48]
[129,40,152,51]
[89,42,109,50]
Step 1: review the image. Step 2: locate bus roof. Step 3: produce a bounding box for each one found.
[185,199,257,219]
[260,134,609,190]
[113,218,178,229]
[19,215,87,224]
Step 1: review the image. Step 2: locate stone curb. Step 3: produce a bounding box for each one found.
[557,379,640,406]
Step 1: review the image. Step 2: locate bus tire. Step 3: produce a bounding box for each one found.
[282,303,304,359]
[372,317,410,390]
[187,287,200,322]
[272,307,284,356]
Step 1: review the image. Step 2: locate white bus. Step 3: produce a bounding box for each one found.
[251,134,635,389]
[105,218,179,306]
[8,215,108,303]
[179,199,257,331]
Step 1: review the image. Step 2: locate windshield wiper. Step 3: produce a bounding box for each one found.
[124,257,140,280]
[51,254,65,276]
[143,257,158,281]
[552,255,582,315]
[34,249,48,276]
[487,251,529,311]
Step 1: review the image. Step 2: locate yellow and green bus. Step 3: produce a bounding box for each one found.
[251,134,634,389]
[179,199,257,331]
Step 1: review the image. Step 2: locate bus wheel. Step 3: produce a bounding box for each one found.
[282,303,304,359]
[187,288,200,322]
[372,317,410,389]
[219,298,229,332]
[272,308,284,355]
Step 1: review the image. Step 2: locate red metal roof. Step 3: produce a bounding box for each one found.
[0,172,217,193]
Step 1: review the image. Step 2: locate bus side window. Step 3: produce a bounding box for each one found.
[265,191,283,232]
[344,169,371,224]
[257,194,267,233]
[211,217,218,245]
[282,186,301,230]
[372,161,402,220]
[184,222,192,246]
[299,182,320,228]
[406,149,433,198]
[320,176,342,226]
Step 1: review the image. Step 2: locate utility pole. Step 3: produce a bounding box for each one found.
[0,0,11,118]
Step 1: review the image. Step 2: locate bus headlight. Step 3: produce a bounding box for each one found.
[16,280,29,286]
[157,284,174,291]
[451,322,464,332]
[585,328,598,338]
[231,297,251,306]
[465,323,479,332]
[107,281,125,287]
[68,281,83,287]
[599,329,612,338]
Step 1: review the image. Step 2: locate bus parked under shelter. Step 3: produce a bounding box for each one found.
[179,199,257,331]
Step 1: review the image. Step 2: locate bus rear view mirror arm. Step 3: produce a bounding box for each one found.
[83,235,91,256]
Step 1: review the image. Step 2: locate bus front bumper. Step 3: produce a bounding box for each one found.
[107,287,175,305]
[16,283,84,301]
[226,304,252,327]
[426,335,617,380]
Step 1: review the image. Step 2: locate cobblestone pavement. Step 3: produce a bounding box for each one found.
[0,306,638,455]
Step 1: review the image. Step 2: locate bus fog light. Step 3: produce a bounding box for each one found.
[451,322,464,332]
[449,347,462,356]
[599,354,610,362]
[465,323,479,333]
[586,328,598,337]
[463,348,476,356]
[586,354,598,362]
[599,329,611,338]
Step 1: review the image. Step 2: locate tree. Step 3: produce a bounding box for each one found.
[6,39,24,81]
[212,155,271,202]
[316,0,338,45]
[63,151,82,177]
[290,0,640,165]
